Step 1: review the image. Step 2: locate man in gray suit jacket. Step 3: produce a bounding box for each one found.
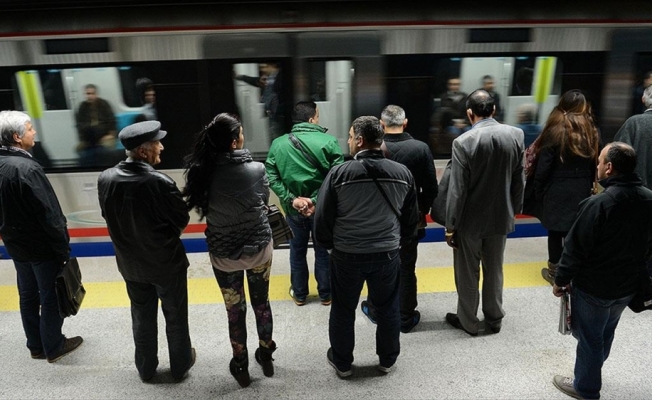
[444,90,525,336]
[615,84,652,190]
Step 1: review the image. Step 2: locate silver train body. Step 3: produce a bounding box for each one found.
[0,3,649,256]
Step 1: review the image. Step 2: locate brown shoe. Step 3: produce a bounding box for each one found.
[541,262,557,286]
[30,350,46,360]
[47,336,83,363]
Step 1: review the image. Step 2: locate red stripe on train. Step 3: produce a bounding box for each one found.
[67,223,207,238]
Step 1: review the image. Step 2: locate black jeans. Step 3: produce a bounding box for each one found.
[124,270,192,379]
[363,237,420,326]
[329,248,401,371]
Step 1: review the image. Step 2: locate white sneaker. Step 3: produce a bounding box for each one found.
[553,375,583,399]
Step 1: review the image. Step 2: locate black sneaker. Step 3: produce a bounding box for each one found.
[326,348,352,378]
[47,336,83,363]
[400,310,421,333]
[360,301,377,324]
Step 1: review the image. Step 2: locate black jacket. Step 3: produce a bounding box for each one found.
[383,132,438,216]
[205,149,271,259]
[98,160,189,283]
[534,146,594,232]
[0,147,69,262]
[314,149,419,253]
[555,173,652,299]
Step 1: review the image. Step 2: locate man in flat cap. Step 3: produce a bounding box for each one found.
[97,121,195,382]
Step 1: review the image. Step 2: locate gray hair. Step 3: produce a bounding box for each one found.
[125,140,155,158]
[380,105,406,128]
[0,110,31,146]
[643,85,652,109]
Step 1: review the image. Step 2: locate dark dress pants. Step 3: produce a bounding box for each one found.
[125,269,192,379]
[329,249,401,371]
[14,260,65,357]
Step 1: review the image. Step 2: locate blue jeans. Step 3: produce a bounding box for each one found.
[124,270,192,379]
[329,249,401,371]
[571,286,633,399]
[13,260,65,358]
[286,214,330,300]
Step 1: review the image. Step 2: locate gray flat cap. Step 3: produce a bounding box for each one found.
[118,120,167,150]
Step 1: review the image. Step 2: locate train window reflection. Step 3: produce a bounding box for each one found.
[428,56,561,157]
[307,60,354,154]
[13,66,158,168]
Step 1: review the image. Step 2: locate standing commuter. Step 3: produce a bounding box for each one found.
[98,121,194,382]
[75,84,117,167]
[533,90,600,285]
[481,75,503,122]
[0,110,83,363]
[265,101,344,306]
[183,113,276,388]
[315,116,419,378]
[444,90,525,336]
[552,142,652,400]
[360,105,437,333]
[631,71,652,116]
[615,84,652,190]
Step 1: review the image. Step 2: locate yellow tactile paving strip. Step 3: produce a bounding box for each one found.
[0,262,547,312]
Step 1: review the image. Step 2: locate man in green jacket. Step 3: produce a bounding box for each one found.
[265,101,344,306]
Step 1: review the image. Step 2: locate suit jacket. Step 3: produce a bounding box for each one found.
[614,109,652,190]
[446,118,525,239]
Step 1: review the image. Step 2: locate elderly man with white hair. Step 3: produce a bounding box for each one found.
[0,110,83,363]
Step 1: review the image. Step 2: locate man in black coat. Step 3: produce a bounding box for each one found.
[0,110,82,363]
[98,121,194,382]
[360,105,438,333]
[552,142,652,399]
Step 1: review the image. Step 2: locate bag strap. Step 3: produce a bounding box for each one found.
[288,133,329,177]
[358,159,401,220]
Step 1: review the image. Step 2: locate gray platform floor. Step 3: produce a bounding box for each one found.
[1,237,651,399]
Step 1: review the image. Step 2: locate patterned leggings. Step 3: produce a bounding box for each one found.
[212,257,273,358]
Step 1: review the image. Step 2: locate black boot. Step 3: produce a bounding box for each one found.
[255,341,277,377]
[229,356,251,388]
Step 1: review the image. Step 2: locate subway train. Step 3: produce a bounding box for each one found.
[0,2,650,257]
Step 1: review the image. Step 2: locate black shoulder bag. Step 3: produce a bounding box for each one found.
[288,133,329,177]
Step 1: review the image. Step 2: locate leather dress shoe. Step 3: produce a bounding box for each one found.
[445,313,477,336]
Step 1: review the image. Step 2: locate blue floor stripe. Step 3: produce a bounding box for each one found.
[0,223,547,259]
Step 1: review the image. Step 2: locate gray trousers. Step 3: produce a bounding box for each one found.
[453,233,507,334]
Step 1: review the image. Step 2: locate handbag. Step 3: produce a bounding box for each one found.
[266,204,294,248]
[430,160,451,225]
[627,268,652,313]
[55,257,86,318]
[558,289,572,335]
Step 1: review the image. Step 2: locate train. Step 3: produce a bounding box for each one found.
[0,1,650,257]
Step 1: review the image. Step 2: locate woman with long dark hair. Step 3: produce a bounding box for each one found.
[533,90,600,284]
[183,113,275,388]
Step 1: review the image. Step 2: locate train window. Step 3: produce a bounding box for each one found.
[387,54,563,158]
[9,64,199,170]
[307,59,354,154]
[232,62,288,157]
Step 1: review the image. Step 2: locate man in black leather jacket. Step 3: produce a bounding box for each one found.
[0,110,83,363]
[98,121,194,382]
[552,142,652,400]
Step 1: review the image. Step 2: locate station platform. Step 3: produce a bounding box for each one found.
[1,237,651,399]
